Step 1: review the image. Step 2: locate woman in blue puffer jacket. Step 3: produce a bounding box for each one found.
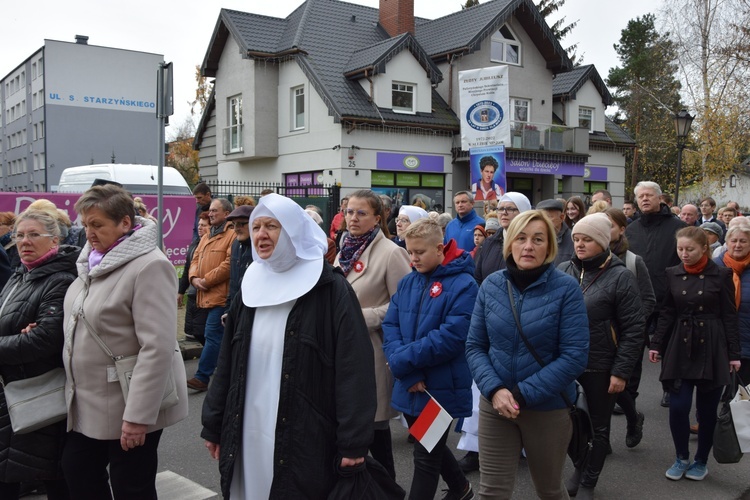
[466,210,589,499]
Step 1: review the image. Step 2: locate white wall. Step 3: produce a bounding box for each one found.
[362,50,432,113]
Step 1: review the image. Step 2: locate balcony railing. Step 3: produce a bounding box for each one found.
[222,125,243,155]
[509,121,577,152]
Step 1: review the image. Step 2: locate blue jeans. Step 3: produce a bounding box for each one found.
[194,306,226,383]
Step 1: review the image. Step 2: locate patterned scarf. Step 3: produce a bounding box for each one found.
[723,251,750,309]
[339,226,379,277]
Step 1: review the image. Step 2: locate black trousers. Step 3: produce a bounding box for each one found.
[404,414,466,499]
[577,372,617,488]
[61,430,162,500]
[0,479,69,500]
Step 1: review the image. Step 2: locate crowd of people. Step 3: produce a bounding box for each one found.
[0,179,746,499]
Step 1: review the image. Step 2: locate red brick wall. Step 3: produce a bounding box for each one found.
[379,0,415,36]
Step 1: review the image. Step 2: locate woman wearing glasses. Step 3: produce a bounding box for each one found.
[334,190,410,479]
[0,203,78,499]
[392,205,429,248]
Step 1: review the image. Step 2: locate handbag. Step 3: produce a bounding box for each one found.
[2,368,67,434]
[506,280,594,469]
[729,372,750,453]
[80,314,179,411]
[327,456,405,500]
[0,283,67,434]
[714,371,743,463]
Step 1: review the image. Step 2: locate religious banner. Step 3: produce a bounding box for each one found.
[470,145,506,201]
[459,66,510,150]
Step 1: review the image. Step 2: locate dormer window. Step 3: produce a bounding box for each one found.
[491,25,521,65]
[392,82,416,114]
[579,107,594,132]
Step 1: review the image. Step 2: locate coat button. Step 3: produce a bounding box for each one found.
[282,417,287,423]
[699,275,705,279]
[284,374,289,380]
[683,276,687,280]
[699,322,704,327]
[698,306,703,311]
[279,459,285,465]
[289,331,294,336]
[682,290,687,295]
[698,290,703,295]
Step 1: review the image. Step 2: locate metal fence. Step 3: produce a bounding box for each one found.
[200,180,341,230]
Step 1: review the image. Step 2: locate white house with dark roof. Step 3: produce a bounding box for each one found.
[194,0,634,211]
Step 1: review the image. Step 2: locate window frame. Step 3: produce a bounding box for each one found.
[511,98,531,124]
[490,24,522,66]
[227,95,243,153]
[291,85,306,131]
[578,106,594,132]
[392,82,416,114]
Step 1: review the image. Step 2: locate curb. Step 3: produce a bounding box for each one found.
[179,339,203,360]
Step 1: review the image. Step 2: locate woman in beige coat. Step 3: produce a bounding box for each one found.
[61,185,188,499]
[334,189,410,479]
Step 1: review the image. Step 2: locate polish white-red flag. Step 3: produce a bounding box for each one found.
[409,394,453,453]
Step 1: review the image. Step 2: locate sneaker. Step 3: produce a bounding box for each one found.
[458,451,479,473]
[441,482,473,500]
[626,412,645,448]
[665,458,690,480]
[187,377,209,391]
[685,461,708,481]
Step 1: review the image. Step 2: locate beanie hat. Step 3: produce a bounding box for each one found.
[473,224,487,238]
[485,218,501,232]
[399,205,429,223]
[572,213,611,253]
[498,192,531,213]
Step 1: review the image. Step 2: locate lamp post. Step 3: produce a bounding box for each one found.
[673,109,694,206]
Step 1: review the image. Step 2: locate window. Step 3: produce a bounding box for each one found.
[579,107,594,132]
[39,120,44,138]
[491,25,521,65]
[511,98,530,123]
[392,82,415,113]
[227,95,242,153]
[292,86,305,130]
[32,63,37,80]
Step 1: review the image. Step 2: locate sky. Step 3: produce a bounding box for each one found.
[1,0,662,139]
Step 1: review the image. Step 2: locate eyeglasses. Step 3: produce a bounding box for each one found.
[395,217,411,224]
[13,232,54,241]
[345,209,372,218]
[232,221,249,228]
[497,207,519,214]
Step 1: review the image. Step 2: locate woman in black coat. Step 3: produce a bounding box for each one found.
[650,226,740,482]
[558,213,645,500]
[0,206,77,499]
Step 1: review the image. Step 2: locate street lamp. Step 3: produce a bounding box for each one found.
[673,109,694,205]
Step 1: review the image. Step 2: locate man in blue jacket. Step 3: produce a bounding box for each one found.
[383,218,478,500]
[444,191,485,252]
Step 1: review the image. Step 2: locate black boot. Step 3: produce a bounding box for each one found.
[626,412,645,448]
[457,451,479,473]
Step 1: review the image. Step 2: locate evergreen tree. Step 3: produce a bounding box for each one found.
[462,0,479,8]
[607,14,684,194]
[536,0,580,64]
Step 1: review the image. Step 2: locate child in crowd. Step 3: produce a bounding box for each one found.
[383,218,478,500]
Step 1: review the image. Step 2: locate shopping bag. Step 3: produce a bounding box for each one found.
[714,372,743,463]
[729,374,750,453]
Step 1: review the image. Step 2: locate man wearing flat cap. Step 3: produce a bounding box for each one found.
[226,205,255,312]
[537,199,574,265]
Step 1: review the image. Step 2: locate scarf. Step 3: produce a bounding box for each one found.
[88,224,142,270]
[23,246,58,271]
[684,255,708,275]
[338,226,379,277]
[506,256,550,292]
[610,236,628,259]
[723,251,750,309]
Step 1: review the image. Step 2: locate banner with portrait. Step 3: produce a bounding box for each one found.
[459,66,510,151]
[470,146,506,201]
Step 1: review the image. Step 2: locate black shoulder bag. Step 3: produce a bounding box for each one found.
[506,280,593,469]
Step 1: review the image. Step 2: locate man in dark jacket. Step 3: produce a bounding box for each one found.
[192,182,212,242]
[224,205,254,311]
[537,199,574,266]
[625,181,686,406]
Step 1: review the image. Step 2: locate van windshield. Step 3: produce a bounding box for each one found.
[122,184,192,195]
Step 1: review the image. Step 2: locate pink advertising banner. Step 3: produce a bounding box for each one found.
[0,193,196,266]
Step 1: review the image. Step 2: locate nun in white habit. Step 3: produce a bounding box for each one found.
[201,194,376,499]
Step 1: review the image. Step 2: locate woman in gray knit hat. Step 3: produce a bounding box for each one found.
[558,213,646,499]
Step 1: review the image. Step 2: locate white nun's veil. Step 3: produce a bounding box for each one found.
[241,194,328,307]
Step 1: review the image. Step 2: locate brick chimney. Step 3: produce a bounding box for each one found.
[379,0,415,37]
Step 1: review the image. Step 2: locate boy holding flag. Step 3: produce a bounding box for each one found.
[383,218,478,499]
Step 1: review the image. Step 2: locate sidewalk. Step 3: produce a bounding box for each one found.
[176,305,204,360]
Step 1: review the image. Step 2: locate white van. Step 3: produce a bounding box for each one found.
[56,164,192,195]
